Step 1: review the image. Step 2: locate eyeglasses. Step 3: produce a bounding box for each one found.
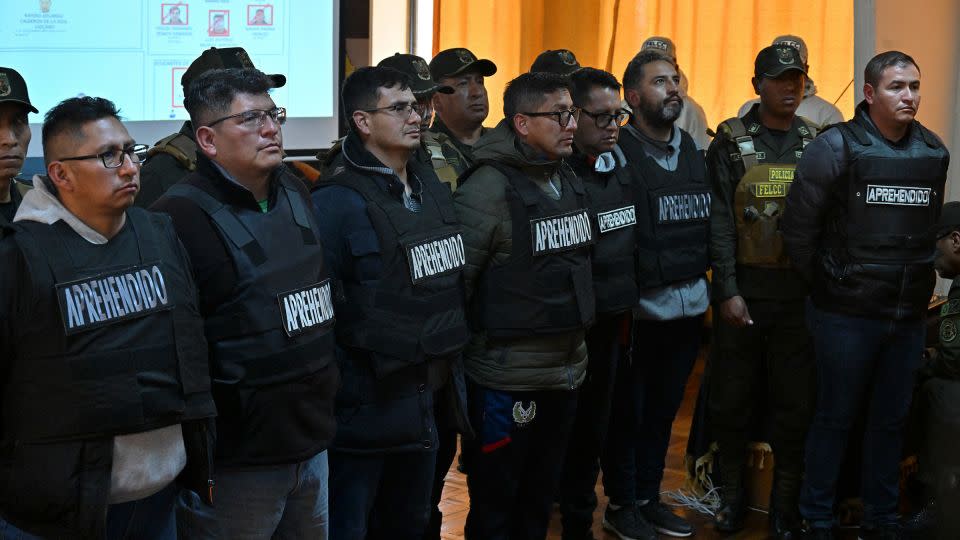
[580,108,629,128]
[206,107,286,129]
[59,144,149,169]
[361,102,426,120]
[518,108,580,128]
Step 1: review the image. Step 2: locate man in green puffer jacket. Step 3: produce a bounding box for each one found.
[453,71,595,540]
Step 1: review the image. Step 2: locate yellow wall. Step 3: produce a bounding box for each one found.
[435,0,855,130]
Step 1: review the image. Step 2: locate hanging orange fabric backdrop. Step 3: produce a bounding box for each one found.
[433,0,854,130]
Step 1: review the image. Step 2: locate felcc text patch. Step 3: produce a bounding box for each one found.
[405,232,466,285]
[57,262,171,335]
[596,205,637,234]
[530,210,594,255]
[278,279,335,337]
[865,184,931,206]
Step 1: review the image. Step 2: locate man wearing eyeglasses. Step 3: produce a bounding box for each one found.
[706,45,820,539]
[0,67,36,225]
[137,47,286,209]
[429,48,497,174]
[311,66,469,540]
[151,68,338,539]
[0,96,216,539]
[453,71,593,540]
[593,49,710,540]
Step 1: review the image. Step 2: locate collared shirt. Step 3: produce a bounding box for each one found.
[623,123,682,171]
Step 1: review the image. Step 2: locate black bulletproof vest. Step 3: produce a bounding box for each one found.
[835,119,948,263]
[476,162,596,338]
[7,209,214,443]
[164,176,335,387]
[327,172,470,378]
[578,147,639,314]
[622,128,711,288]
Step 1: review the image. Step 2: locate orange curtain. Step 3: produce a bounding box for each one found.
[434,0,854,130]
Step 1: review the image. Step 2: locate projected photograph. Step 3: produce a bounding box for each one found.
[247,5,273,26]
[161,4,188,26]
[208,10,229,37]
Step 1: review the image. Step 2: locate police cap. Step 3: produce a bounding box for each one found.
[181,47,286,94]
[754,45,808,79]
[430,48,497,81]
[641,36,677,60]
[530,49,582,76]
[377,53,454,96]
[0,67,38,114]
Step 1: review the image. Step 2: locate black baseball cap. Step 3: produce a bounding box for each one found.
[377,53,454,96]
[181,47,286,92]
[754,45,807,79]
[429,48,497,81]
[0,67,38,114]
[935,201,960,239]
[530,49,582,76]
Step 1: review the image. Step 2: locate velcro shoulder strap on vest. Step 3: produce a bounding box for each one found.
[480,161,542,206]
[836,121,871,146]
[164,183,258,251]
[125,208,163,263]
[10,221,73,281]
[279,175,312,231]
[915,122,942,149]
[148,133,198,171]
[722,118,759,170]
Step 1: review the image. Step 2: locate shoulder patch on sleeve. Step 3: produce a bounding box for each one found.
[940,318,958,343]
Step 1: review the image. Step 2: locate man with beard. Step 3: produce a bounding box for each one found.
[429,48,497,174]
[638,37,711,150]
[784,51,949,540]
[599,49,711,540]
[706,45,819,539]
[0,67,36,224]
[454,72,594,540]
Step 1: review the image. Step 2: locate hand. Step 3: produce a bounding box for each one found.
[720,296,754,328]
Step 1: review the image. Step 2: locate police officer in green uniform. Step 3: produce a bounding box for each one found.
[0,67,36,224]
[429,48,497,174]
[321,53,466,191]
[706,45,819,539]
[136,47,285,208]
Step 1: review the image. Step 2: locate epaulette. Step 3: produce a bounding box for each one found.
[147,132,198,171]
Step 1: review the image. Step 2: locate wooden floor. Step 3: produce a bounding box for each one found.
[435,350,862,539]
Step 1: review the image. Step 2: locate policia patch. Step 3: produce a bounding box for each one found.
[57,263,171,336]
[530,210,594,255]
[278,279,335,338]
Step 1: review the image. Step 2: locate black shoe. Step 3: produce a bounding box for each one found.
[602,503,657,540]
[714,503,746,533]
[770,509,803,540]
[902,501,935,540]
[858,524,902,540]
[637,499,693,537]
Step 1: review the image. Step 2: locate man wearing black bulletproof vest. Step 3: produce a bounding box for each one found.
[454,71,594,540]
[784,51,950,540]
[152,68,338,538]
[706,45,819,539]
[547,67,635,540]
[311,66,470,540]
[601,50,711,540]
[0,97,215,538]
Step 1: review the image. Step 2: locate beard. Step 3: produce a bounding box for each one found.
[639,95,683,129]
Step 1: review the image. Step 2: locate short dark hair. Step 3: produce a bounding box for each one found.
[503,71,571,119]
[864,50,920,87]
[622,50,676,92]
[185,67,274,126]
[42,96,120,165]
[569,68,621,107]
[340,66,412,132]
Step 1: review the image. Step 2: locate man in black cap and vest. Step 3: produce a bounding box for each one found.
[548,65,635,540]
[0,96,216,539]
[454,71,594,540]
[152,67,338,539]
[707,44,819,538]
[311,66,470,540]
[600,49,711,540]
[0,67,36,224]
[530,49,584,77]
[137,47,286,208]
[783,51,950,540]
[429,48,497,173]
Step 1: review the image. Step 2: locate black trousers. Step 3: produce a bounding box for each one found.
[463,379,578,540]
[558,312,627,539]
